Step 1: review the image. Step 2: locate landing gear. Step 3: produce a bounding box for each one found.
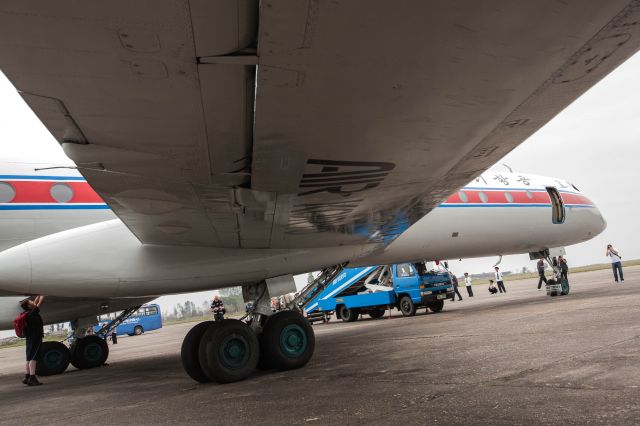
[259,311,315,371]
[70,335,109,369]
[199,320,259,383]
[180,278,317,383]
[36,341,70,376]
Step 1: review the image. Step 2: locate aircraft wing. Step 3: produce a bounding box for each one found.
[1,1,639,249]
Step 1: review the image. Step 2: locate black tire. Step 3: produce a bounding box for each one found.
[36,341,70,376]
[133,325,143,335]
[260,311,315,371]
[369,309,386,319]
[338,305,359,322]
[399,296,416,316]
[70,335,109,369]
[198,319,259,383]
[181,321,215,383]
[429,300,444,313]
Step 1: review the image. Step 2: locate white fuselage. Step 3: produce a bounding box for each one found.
[0,166,606,328]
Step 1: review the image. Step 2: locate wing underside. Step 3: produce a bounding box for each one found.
[1,0,639,249]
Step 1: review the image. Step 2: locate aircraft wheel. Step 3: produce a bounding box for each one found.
[369,309,386,319]
[259,311,315,371]
[399,296,416,316]
[36,341,70,376]
[181,321,215,383]
[338,305,359,322]
[429,300,444,313]
[70,335,109,369]
[198,319,259,383]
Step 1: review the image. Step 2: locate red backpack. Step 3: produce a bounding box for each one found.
[13,311,28,338]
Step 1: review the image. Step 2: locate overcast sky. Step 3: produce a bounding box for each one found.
[1,51,639,315]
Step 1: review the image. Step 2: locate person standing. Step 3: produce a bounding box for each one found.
[463,272,474,297]
[559,256,569,283]
[20,296,45,386]
[210,295,225,321]
[536,259,548,290]
[606,244,624,283]
[494,267,507,293]
[451,274,463,301]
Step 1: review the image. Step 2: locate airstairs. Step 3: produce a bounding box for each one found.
[287,264,345,312]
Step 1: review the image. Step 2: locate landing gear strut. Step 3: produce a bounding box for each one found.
[180,279,315,383]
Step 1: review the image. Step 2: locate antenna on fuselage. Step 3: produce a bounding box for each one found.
[502,163,513,173]
[493,255,503,267]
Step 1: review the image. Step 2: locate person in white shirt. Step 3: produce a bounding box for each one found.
[494,266,506,293]
[463,272,474,297]
[606,244,624,283]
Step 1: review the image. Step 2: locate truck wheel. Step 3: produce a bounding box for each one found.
[134,325,143,335]
[399,296,416,317]
[338,305,359,322]
[36,341,70,376]
[429,300,444,313]
[369,309,386,319]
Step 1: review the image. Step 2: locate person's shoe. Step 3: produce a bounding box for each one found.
[22,374,29,385]
[26,376,42,386]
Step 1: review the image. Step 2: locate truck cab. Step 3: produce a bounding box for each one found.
[391,262,454,316]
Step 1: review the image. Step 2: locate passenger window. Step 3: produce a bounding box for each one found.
[478,191,488,203]
[147,306,158,315]
[504,192,514,203]
[397,263,415,277]
[458,191,468,203]
[546,187,565,224]
[526,190,534,199]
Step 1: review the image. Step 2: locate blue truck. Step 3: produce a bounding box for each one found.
[304,262,454,322]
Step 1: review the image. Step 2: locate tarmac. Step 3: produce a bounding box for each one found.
[1,266,640,425]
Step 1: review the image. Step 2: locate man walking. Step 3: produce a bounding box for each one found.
[559,256,569,283]
[606,244,624,283]
[494,267,507,293]
[451,273,463,301]
[20,296,45,386]
[536,259,547,290]
[463,272,474,297]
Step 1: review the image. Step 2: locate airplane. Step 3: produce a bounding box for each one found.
[0,162,605,375]
[0,1,636,383]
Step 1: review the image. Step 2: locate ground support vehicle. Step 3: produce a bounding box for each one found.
[304,262,454,322]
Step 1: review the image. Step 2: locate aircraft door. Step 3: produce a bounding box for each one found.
[546,187,565,224]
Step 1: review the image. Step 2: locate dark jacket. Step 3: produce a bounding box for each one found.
[25,307,44,339]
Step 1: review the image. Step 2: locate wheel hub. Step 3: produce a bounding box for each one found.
[218,334,250,370]
[279,324,307,358]
[84,344,103,362]
[44,350,62,368]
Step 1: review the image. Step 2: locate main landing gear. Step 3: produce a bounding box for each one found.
[36,321,110,376]
[181,281,315,383]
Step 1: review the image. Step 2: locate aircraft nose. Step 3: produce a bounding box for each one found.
[0,245,32,294]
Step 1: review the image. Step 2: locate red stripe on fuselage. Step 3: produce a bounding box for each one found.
[7,181,103,204]
[444,189,593,206]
